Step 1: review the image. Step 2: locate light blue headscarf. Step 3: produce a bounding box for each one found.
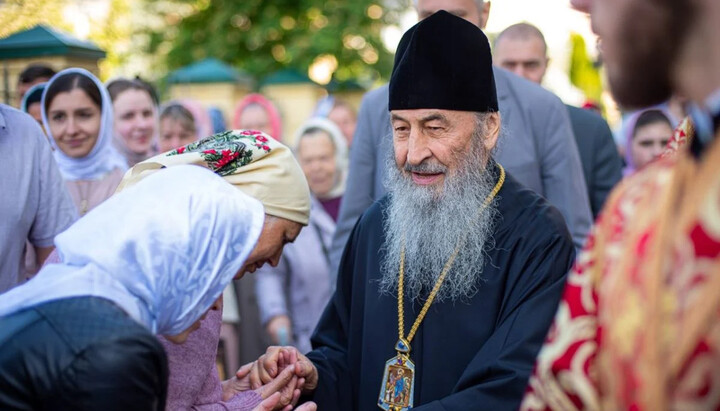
[41,68,128,181]
[20,82,46,113]
[0,165,265,336]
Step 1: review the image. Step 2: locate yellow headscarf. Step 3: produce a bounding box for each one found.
[115,129,311,225]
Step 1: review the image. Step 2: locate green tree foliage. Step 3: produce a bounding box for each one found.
[0,0,141,80]
[143,0,410,85]
[0,0,71,38]
[90,0,132,78]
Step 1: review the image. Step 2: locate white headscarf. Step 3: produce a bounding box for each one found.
[0,165,265,336]
[293,117,348,199]
[41,68,128,181]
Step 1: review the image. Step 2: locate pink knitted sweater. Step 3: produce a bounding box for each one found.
[160,308,263,410]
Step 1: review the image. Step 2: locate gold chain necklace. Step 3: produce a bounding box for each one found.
[378,163,505,411]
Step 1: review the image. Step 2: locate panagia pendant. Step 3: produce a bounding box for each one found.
[378,352,415,410]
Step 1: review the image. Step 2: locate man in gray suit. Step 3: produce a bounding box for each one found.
[494,22,623,218]
[329,0,592,273]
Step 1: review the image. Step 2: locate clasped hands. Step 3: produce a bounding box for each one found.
[222,346,319,411]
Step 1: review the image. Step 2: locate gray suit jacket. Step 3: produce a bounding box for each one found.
[329,67,592,274]
[566,105,623,218]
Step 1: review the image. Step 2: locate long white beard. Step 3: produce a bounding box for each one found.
[379,129,500,303]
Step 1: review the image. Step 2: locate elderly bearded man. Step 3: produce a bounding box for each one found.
[248,11,575,410]
[328,0,592,281]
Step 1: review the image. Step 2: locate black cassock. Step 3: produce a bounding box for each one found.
[305,165,576,410]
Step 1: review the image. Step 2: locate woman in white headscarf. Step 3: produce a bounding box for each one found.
[119,129,315,411]
[41,68,128,216]
[0,166,302,410]
[291,117,348,221]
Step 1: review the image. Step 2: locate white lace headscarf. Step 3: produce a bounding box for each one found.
[0,165,265,336]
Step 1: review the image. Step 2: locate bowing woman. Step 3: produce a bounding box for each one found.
[41,68,128,216]
[0,166,307,411]
[119,130,316,411]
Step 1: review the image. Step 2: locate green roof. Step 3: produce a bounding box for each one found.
[0,24,105,59]
[261,69,318,86]
[167,58,253,85]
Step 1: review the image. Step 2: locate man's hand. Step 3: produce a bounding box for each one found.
[266,315,292,345]
[247,346,318,395]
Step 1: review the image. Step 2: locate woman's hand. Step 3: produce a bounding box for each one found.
[247,346,318,395]
[253,392,317,411]
[224,362,300,410]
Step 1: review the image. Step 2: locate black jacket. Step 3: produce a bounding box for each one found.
[566,105,624,218]
[0,297,167,410]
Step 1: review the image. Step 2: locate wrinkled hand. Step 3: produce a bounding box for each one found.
[222,362,253,401]
[291,401,318,411]
[253,393,317,411]
[223,362,301,410]
[247,346,318,395]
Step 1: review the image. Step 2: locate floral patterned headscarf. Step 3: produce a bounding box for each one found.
[116,129,311,225]
[0,166,265,336]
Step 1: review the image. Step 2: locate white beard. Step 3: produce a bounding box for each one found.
[379,124,500,303]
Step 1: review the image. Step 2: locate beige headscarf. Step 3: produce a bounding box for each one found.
[293,117,348,200]
[116,129,311,225]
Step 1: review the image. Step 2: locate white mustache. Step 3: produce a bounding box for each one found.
[380,128,498,303]
[404,161,447,174]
